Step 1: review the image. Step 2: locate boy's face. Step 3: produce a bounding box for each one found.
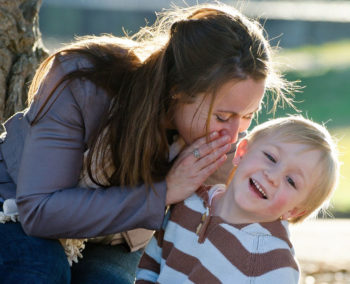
[227,135,321,223]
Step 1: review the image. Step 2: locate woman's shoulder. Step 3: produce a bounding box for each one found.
[55,52,94,74]
[29,53,108,116]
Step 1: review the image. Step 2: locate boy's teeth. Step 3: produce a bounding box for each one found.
[252,179,267,198]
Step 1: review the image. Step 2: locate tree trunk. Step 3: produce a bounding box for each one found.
[0,0,48,122]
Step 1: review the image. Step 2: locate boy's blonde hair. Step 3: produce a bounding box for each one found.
[245,116,339,223]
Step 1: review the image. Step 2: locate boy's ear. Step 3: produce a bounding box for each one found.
[281,207,306,220]
[233,139,248,166]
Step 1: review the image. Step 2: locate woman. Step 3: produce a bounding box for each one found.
[0,3,294,284]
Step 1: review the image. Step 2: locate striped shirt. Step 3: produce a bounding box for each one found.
[136,185,300,284]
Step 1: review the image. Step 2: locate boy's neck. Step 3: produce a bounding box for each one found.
[212,190,262,225]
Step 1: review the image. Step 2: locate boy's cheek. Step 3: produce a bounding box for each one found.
[267,195,290,215]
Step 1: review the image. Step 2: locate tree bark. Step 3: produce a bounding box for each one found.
[0,0,48,122]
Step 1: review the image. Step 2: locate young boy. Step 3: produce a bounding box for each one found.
[135,116,339,284]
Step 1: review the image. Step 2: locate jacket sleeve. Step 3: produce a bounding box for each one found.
[15,55,167,238]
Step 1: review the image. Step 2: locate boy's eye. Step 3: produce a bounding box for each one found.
[215,115,229,122]
[287,176,296,189]
[263,152,276,163]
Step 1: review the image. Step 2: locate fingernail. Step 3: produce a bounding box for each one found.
[222,135,230,142]
[219,129,229,136]
[210,131,218,138]
[221,143,231,151]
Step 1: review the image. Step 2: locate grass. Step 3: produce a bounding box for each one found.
[253,40,350,216]
[276,40,350,72]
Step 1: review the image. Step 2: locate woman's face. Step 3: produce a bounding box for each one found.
[173,78,265,145]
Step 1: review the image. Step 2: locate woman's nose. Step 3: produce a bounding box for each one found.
[226,118,240,144]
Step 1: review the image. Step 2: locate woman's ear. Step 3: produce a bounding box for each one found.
[170,89,183,100]
[171,93,181,100]
[232,139,248,166]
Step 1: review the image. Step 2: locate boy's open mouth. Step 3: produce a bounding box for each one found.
[249,178,268,199]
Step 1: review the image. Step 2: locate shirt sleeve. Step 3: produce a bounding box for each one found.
[136,209,171,283]
[137,226,171,283]
[254,235,300,283]
[135,235,162,283]
[254,268,300,284]
[15,55,167,238]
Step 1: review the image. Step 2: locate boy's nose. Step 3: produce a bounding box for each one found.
[263,168,281,187]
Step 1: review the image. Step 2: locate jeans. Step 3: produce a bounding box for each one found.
[0,222,143,284]
[71,242,143,284]
[0,222,70,284]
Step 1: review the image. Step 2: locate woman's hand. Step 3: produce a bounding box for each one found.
[165,131,232,205]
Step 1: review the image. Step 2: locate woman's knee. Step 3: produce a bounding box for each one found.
[71,243,142,284]
[0,222,70,284]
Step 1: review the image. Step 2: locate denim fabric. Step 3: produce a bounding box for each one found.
[0,222,143,284]
[71,242,143,284]
[0,145,16,200]
[0,222,70,284]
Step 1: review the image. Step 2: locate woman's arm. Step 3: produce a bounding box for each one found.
[16,56,167,238]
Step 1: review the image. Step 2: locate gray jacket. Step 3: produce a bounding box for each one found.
[0,55,166,238]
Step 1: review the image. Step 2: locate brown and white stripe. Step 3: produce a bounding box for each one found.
[136,187,299,284]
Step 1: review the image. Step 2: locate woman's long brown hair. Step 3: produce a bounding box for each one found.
[27,3,295,188]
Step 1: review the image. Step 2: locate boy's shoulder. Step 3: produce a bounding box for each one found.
[235,220,293,248]
[194,184,226,206]
[166,184,226,230]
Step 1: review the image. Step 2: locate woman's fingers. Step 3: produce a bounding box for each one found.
[196,154,228,180]
[195,136,231,162]
[178,131,218,157]
[177,132,232,175]
[183,132,231,160]
[196,143,231,171]
[165,152,227,205]
[165,132,233,205]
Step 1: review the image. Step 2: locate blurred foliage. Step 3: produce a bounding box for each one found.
[256,67,350,128]
[255,40,350,128]
[331,127,350,214]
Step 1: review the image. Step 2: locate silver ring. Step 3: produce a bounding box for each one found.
[193,148,200,159]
